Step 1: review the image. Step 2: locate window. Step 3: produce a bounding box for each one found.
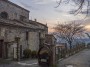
[0,12,8,19]
[26,32,29,40]
[20,15,26,21]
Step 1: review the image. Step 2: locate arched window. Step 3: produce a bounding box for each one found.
[0,12,8,19]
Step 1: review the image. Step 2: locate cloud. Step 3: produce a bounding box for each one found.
[32,0,56,5]
[54,9,62,13]
[74,19,90,32]
[69,10,76,14]
[19,2,39,10]
[81,11,90,17]
[83,19,90,25]
[69,9,90,16]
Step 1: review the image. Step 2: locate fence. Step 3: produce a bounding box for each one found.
[57,44,86,60]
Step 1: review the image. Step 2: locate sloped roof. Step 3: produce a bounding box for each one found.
[0,18,47,31]
[29,20,48,28]
[6,0,29,12]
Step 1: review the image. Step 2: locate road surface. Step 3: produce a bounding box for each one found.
[0,49,90,67]
[57,49,90,67]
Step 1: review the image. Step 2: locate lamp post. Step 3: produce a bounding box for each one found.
[15,37,20,61]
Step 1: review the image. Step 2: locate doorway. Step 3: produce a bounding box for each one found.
[0,40,3,58]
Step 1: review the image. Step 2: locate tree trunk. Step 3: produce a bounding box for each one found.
[69,41,72,56]
[69,41,72,50]
[70,43,72,50]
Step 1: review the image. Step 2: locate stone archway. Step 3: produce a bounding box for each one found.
[38,45,52,67]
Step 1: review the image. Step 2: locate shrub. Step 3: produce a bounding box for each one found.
[31,51,37,58]
[23,49,31,58]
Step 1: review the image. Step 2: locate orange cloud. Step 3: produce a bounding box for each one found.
[85,25,90,29]
[48,28,55,33]
[85,25,90,32]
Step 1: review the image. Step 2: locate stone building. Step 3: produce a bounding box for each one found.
[0,0,48,59]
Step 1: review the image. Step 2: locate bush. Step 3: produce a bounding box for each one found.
[31,51,37,58]
[23,49,31,58]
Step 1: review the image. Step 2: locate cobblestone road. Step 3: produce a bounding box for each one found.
[57,49,90,67]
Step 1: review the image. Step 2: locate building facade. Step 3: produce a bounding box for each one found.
[0,0,48,59]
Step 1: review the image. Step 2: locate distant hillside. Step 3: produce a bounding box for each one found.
[56,38,90,45]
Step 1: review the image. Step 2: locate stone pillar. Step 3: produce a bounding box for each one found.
[49,45,57,67]
[15,37,20,61]
[45,34,57,67]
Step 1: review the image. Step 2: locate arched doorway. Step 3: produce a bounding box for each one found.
[38,45,52,67]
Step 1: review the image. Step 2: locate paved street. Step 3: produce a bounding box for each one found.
[57,49,90,67]
[0,59,40,67]
[0,49,90,67]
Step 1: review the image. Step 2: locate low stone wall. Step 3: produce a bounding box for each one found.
[57,44,86,61]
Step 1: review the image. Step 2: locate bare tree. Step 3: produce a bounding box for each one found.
[54,22,85,49]
[56,0,90,14]
[85,33,90,38]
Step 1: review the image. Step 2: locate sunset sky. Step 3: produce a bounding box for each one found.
[9,0,90,32]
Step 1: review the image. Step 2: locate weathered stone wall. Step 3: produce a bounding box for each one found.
[28,30,48,51]
[0,0,29,22]
[0,26,28,58]
[0,0,48,59]
[28,32,39,51]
